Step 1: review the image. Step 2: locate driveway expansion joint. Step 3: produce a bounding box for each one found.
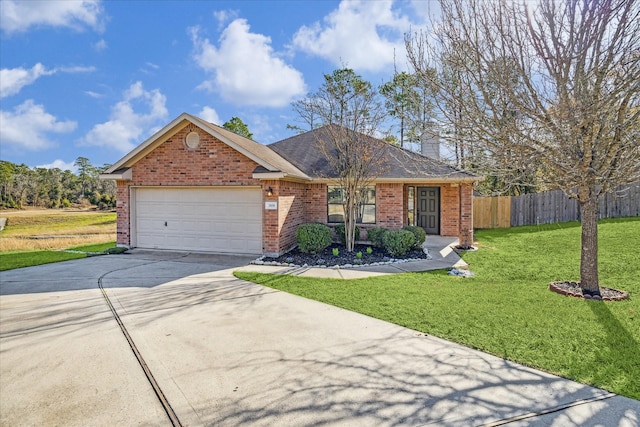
[97,266,183,427]
[481,392,616,426]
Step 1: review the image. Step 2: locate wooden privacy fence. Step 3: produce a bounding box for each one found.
[473,182,640,229]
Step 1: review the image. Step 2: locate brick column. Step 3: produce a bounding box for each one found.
[459,183,474,247]
[116,181,130,247]
[262,180,280,256]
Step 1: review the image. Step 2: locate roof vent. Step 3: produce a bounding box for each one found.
[185,131,200,149]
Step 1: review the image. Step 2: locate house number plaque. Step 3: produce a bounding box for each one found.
[265,201,278,210]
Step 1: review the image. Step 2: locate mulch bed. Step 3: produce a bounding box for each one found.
[260,244,428,268]
[549,281,629,301]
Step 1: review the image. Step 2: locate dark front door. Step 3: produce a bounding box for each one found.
[417,187,440,234]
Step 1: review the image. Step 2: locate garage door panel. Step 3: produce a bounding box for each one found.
[135,188,262,254]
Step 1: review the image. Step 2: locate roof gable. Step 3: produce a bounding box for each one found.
[103,113,309,180]
[269,125,479,182]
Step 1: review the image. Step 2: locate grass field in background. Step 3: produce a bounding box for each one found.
[0,209,117,270]
[0,209,116,251]
[236,217,640,400]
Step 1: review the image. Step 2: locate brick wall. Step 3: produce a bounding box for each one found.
[275,181,307,255]
[304,183,327,223]
[131,126,262,186]
[440,184,460,237]
[376,183,404,228]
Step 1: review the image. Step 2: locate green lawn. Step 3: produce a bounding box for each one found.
[235,217,640,400]
[0,241,117,271]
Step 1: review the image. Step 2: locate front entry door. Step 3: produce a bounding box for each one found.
[417,187,440,234]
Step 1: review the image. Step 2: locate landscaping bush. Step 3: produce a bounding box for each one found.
[367,227,388,248]
[296,223,332,254]
[382,229,415,257]
[402,225,426,248]
[334,223,360,245]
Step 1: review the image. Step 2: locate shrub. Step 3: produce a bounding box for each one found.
[296,223,332,254]
[366,227,388,247]
[402,225,426,248]
[382,229,416,257]
[334,224,360,245]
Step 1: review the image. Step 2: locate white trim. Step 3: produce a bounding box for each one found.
[130,187,137,247]
[99,169,132,181]
[252,172,286,179]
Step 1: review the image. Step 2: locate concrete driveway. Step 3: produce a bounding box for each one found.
[1,252,638,426]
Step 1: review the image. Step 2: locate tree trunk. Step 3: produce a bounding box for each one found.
[579,188,600,295]
[343,194,355,252]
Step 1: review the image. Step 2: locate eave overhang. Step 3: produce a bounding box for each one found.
[99,168,132,181]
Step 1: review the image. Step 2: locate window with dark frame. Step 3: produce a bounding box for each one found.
[327,185,376,224]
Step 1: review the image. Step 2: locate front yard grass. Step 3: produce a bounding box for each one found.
[235,217,640,400]
[0,241,117,271]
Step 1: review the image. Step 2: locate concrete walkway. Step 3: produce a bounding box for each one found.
[239,236,468,279]
[1,251,638,426]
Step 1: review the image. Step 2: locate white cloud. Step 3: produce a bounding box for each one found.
[84,90,104,99]
[191,20,307,107]
[1,63,95,98]
[0,100,77,150]
[0,0,105,34]
[94,39,108,51]
[80,81,168,153]
[213,9,238,31]
[36,159,77,172]
[0,63,53,98]
[198,106,221,124]
[292,0,416,72]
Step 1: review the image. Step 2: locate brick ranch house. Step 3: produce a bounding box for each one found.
[101,113,480,256]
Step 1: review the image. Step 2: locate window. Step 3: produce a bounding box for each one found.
[327,185,376,224]
[407,186,415,226]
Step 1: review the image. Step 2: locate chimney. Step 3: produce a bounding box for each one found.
[420,128,440,160]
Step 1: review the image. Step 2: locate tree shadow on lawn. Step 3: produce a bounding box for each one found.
[587,300,640,399]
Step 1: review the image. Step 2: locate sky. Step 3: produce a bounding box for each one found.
[0,0,439,173]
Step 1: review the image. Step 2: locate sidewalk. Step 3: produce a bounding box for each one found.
[237,236,468,279]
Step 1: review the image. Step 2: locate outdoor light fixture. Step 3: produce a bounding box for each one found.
[266,187,273,196]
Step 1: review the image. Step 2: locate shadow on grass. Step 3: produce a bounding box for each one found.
[587,300,640,399]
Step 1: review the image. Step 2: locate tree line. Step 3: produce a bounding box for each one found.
[0,157,116,210]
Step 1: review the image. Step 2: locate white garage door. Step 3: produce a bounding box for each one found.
[134,187,262,254]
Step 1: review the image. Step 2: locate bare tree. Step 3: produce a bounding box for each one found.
[293,68,387,251]
[407,0,640,294]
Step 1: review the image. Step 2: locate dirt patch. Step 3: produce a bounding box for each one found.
[549,281,629,301]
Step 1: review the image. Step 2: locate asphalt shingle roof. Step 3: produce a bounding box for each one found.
[269,125,477,181]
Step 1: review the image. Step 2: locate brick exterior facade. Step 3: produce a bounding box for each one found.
[115,124,474,255]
